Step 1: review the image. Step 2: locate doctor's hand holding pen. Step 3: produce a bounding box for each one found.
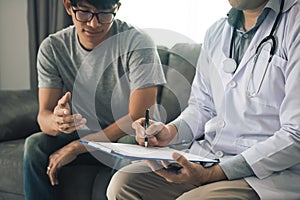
[132,110,178,147]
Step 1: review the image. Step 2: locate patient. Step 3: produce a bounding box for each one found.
[23,0,165,199]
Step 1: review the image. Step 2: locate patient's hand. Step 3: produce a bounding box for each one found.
[53,92,87,134]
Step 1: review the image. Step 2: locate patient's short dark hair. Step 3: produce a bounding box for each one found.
[70,0,119,10]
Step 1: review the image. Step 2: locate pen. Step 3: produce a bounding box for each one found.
[144,109,150,147]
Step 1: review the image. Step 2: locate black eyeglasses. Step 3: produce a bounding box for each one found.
[72,8,116,24]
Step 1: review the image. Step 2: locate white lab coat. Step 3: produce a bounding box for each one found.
[176,0,300,199]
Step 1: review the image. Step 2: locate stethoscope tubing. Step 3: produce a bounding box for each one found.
[227,0,285,97]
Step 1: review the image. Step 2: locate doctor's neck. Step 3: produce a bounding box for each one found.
[242,1,268,31]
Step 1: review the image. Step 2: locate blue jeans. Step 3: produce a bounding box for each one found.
[23,131,131,200]
[23,132,79,200]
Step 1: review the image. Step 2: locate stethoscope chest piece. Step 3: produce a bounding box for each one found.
[223,58,237,73]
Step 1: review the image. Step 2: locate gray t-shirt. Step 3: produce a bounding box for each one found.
[37,19,166,131]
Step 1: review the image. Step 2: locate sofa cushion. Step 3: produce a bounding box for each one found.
[0,139,25,196]
[158,43,201,123]
[0,90,40,142]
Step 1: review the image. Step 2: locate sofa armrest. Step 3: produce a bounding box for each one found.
[0,90,40,142]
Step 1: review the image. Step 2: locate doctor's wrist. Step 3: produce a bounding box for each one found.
[205,164,227,184]
[166,124,178,145]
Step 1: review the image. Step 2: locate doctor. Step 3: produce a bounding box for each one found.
[107,0,300,199]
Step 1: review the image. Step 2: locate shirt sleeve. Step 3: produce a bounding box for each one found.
[37,37,63,89]
[219,154,255,180]
[127,31,166,90]
[171,118,194,144]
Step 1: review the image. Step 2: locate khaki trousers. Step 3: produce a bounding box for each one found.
[107,161,260,200]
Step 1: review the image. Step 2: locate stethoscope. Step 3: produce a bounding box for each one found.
[223,0,284,97]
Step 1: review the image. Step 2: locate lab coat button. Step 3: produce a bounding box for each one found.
[228,81,237,88]
[215,151,224,158]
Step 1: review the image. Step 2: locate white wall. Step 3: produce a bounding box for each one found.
[0,0,30,90]
[116,0,230,47]
[0,0,230,90]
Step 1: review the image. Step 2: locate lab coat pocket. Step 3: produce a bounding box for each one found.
[271,54,287,71]
[247,50,287,109]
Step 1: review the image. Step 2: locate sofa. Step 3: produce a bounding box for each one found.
[0,43,201,200]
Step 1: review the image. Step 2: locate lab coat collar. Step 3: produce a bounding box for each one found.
[266,0,297,14]
[221,0,295,80]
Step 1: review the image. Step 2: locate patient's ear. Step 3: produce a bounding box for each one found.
[63,0,72,15]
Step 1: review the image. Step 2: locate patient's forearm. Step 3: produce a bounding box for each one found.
[81,114,135,142]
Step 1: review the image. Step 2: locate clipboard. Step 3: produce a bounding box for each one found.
[80,140,217,163]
